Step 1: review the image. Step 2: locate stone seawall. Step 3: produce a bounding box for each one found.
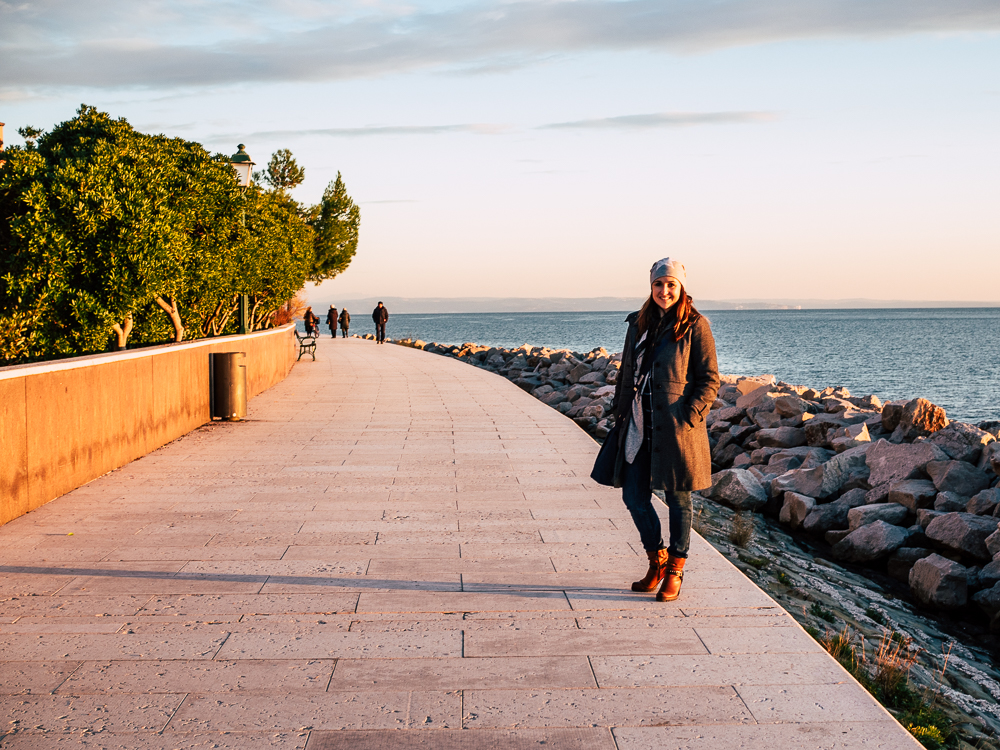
[392,335,1000,745]
[0,325,297,527]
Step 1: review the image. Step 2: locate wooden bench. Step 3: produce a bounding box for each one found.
[295,330,317,361]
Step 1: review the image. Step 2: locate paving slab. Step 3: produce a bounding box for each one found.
[0,339,922,748]
[613,723,919,750]
[329,656,598,690]
[0,732,310,749]
[307,728,615,750]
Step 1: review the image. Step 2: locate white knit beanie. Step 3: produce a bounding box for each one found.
[650,258,686,285]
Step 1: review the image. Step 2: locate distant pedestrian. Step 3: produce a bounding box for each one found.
[303,306,319,336]
[338,309,350,338]
[372,301,388,344]
[326,306,338,338]
[610,258,719,602]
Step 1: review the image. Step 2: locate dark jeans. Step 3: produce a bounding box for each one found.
[621,444,692,558]
[376,323,386,342]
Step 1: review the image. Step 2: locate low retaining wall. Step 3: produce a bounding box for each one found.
[0,325,297,527]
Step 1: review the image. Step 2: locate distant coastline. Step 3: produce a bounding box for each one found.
[309,296,1000,314]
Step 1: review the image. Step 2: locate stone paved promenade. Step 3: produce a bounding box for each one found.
[0,339,920,749]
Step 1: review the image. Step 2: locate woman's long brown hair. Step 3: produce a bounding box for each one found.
[636,284,699,342]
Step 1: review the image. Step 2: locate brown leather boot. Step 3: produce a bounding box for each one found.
[656,555,687,601]
[631,549,668,592]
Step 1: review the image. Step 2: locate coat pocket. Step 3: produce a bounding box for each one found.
[671,402,694,432]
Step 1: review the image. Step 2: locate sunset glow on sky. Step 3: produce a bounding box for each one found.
[3,1,998,305]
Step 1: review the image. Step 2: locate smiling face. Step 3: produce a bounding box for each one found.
[651,276,682,311]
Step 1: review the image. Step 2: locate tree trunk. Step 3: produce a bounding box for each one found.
[111,312,134,351]
[155,296,184,343]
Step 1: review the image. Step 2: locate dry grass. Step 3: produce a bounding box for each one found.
[272,290,308,327]
[728,511,755,547]
[821,625,861,670]
[691,503,707,536]
[872,631,919,698]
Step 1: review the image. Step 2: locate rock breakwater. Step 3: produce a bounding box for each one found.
[392,335,1000,747]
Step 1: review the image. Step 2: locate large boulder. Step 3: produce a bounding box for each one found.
[539,391,568,407]
[832,521,909,563]
[892,398,948,442]
[736,386,779,411]
[934,492,969,512]
[967,488,1000,516]
[706,469,767,510]
[979,559,1000,589]
[986,528,1000,558]
[729,424,758,444]
[830,423,871,453]
[972,582,1000,617]
[752,410,782,430]
[880,401,908,432]
[804,415,847,447]
[849,394,883,411]
[887,547,934,583]
[918,509,946,529]
[909,554,968,609]
[714,443,747,469]
[774,394,811,418]
[716,405,746,424]
[779,492,816,530]
[866,439,948,487]
[927,422,995,463]
[925,460,991,497]
[887,479,938,512]
[756,427,807,448]
[566,363,593,384]
[772,443,871,500]
[925,513,1000,562]
[986,442,1000,475]
[736,375,776,395]
[767,453,804,475]
[802,488,867,534]
[848,503,909,531]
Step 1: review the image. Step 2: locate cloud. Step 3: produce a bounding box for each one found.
[539,111,777,130]
[4,0,999,91]
[216,123,514,141]
[205,112,770,142]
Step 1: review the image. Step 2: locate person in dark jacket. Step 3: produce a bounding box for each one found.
[326,306,338,338]
[372,302,389,344]
[303,307,319,336]
[339,309,350,338]
[609,258,720,602]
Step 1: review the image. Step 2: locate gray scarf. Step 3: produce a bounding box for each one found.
[625,330,650,464]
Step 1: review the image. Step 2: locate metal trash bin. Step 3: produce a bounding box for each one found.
[211,352,247,421]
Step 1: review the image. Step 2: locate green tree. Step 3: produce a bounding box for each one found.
[0,106,336,363]
[0,107,178,354]
[307,172,360,282]
[0,106,253,355]
[258,148,305,193]
[240,189,314,330]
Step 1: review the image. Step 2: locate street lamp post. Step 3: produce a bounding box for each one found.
[229,145,255,335]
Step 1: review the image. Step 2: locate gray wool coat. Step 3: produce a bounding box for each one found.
[611,311,721,492]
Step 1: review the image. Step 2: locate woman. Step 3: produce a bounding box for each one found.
[303,307,319,336]
[610,258,720,601]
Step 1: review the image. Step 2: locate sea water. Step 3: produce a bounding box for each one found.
[379,308,1000,424]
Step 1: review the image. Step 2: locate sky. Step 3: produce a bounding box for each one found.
[2,0,999,306]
